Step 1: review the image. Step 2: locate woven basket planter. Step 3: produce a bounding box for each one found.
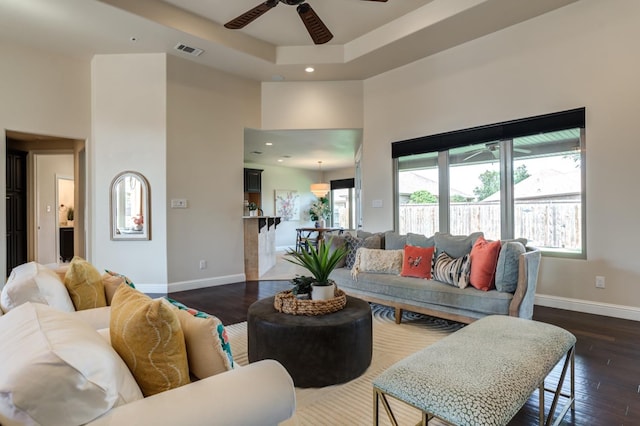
[274,288,347,316]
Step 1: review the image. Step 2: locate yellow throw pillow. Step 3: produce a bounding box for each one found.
[110,285,190,396]
[64,257,107,310]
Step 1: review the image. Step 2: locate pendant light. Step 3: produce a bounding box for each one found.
[310,161,330,197]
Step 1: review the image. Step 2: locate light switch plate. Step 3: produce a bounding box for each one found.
[171,199,188,208]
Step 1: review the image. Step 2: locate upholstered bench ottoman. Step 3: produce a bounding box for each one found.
[373,315,576,426]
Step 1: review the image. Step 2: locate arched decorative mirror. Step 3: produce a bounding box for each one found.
[110,171,150,240]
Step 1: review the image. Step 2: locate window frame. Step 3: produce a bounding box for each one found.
[392,109,586,259]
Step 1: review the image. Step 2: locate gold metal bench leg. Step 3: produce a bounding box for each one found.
[543,346,576,426]
[374,388,399,426]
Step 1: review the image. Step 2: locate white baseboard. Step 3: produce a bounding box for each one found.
[535,294,640,322]
[134,274,246,295]
[168,274,246,293]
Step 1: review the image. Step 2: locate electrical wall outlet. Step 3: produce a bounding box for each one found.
[199,260,207,270]
[595,276,605,289]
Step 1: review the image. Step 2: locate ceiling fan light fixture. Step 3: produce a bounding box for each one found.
[310,182,330,197]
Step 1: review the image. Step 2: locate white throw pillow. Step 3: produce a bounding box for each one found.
[1,262,75,313]
[0,303,143,426]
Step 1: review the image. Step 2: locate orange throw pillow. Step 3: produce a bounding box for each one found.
[401,245,435,279]
[469,236,502,291]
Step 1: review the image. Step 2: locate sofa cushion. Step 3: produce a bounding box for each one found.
[406,233,435,248]
[1,261,75,313]
[434,232,483,260]
[356,230,387,249]
[330,268,513,318]
[400,245,435,279]
[469,236,502,291]
[64,256,107,310]
[432,252,470,288]
[352,248,403,279]
[162,298,235,379]
[344,233,382,269]
[328,235,348,268]
[495,241,526,292]
[384,231,407,250]
[0,303,143,426]
[110,285,190,397]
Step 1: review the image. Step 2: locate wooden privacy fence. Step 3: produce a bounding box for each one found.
[399,200,581,250]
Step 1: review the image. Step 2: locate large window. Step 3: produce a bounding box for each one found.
[330,178,355,230]
[393,109,585,257]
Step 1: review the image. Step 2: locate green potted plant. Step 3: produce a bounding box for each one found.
[248,202,258,216]
[285,237,347,300]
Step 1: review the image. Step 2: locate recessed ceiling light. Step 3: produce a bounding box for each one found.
[265,142,273,146]
[277,159,284,162]
[305,67,315,73]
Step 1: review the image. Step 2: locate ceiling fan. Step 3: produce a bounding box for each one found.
[463,142,532,162]
[224,0,389,45]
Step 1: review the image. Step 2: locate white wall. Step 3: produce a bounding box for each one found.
[91,54,168,292]
[0,40,90,279]
[166,56,261,290]
[261,81,363,130]
[362,0,640,318]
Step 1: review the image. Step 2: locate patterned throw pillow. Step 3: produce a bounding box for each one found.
[104,269,136,288]
[163,298,234,379]
[400,245,435,279]
[344,233,382,269]
[102,270,136,305]
[432,252,471,288]
[351,248,403,280]
[110,285,189,396]
[63,256,107,311]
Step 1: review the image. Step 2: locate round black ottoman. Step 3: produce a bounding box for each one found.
[248,295,372,388]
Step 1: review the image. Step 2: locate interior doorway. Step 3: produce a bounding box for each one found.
[5,131,86,274]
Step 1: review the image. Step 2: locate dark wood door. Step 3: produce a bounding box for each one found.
[6,149,27,273]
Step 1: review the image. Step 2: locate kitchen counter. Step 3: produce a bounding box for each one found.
[243,216,281,280]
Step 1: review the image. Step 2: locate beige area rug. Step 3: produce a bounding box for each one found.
[226,304,464,426]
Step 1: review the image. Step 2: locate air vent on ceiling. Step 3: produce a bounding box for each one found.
[174,43,204,57]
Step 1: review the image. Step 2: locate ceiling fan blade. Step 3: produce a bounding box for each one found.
[224,0,279,29]
[514,147,532,154]
[297,3,333,45]
[463,150,486,162]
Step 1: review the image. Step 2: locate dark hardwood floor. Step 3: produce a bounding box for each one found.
[169,280,640,425]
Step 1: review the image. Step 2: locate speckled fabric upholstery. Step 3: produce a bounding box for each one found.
[373,315,576,426]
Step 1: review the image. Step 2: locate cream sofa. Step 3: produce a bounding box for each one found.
[0,262,296,426]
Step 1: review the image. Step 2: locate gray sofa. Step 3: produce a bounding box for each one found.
[329,232,541,324]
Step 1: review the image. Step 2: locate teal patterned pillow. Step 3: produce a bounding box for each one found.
[163,298,234,377]
[104,269,136,288]
[432,252,470,289]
